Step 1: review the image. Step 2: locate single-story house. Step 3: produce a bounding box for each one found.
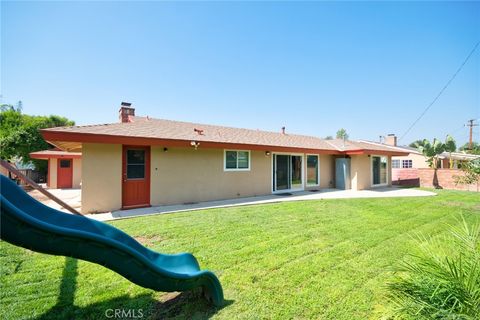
[29,149,82,189]
[40,103,408,214]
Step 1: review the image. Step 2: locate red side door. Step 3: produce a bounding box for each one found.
[122,146,150,209]
[57,158,73,188]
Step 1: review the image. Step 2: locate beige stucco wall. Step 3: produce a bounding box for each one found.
[151,147,272,205]
[350,155,371,190]
[49,158,58,189]
[317,154,335,189]
[392,153,429,169]
[72,158,82,188]
[350,155,392,190]
[81,143,122,214]
[79,143,396,212]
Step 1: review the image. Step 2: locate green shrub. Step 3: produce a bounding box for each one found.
[387,218,480,319]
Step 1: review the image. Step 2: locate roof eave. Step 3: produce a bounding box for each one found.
[345,149,410,156]
[41,130,343,155]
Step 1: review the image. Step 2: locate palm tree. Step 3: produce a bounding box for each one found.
[416,138,444,169]
[416,138,445,188]
[444,135,457,169]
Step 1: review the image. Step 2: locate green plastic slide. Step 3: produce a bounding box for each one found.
[0,175,224,306]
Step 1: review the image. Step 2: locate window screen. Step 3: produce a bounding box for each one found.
[225,150,250,170]
[126,150,145,179]
[307,155,319,185]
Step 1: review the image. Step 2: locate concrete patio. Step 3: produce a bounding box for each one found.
[27,187,82,212]
[85,187,437,222]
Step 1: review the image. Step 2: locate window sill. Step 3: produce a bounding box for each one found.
[224,168,251,172]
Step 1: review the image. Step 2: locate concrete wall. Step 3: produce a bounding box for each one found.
[392,168,420,186]
[150,147,272,205]
[418,168,479,192]
[81,143,122,214]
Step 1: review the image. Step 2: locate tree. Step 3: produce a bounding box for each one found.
[409,139,425,148]
[324,135,333,140]
[444,135,457,169]
[336,128,349,140]
[415,138,445,169]
[0,106,75,173]
[459,142,480,155]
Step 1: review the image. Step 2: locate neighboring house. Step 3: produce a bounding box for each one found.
[376,134,480,186]
[40,103,407,214]
[29,149,82,189]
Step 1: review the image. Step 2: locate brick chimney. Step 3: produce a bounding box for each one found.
[385,134,397,146]
[119,102,135,123]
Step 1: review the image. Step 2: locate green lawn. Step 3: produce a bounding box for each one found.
[1,190,479,319]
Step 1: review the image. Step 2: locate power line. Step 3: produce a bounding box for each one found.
[398,40,480,142]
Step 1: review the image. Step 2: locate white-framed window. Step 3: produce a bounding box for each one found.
[392,159,401,168]
[224,150,251,171]
[402,159,412,168]
[306,154,320,186]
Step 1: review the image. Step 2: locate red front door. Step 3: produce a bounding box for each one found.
[57,158,73,188]
[122,146,150,209]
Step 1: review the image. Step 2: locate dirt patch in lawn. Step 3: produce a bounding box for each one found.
[134,235,164,247]
[153,288,223,319]
[442,201,469,208]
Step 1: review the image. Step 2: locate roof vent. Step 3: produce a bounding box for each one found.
[119,102,135,123]
[281,126,286,134]
[194,128,204,135]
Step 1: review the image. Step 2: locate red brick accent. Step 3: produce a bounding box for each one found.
[392,168,420,186]
[418,168,479,192]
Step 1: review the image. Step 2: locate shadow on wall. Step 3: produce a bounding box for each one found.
[392,178,420,187]
[35,257,233,320]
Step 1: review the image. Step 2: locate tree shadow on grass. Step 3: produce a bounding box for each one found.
[36,257,233,320]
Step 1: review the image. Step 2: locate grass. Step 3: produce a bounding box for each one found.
[1,189,479,319]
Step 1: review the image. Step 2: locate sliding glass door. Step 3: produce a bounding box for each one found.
[275,155,289,190]
[291,156,303,189]
[372,156,388,186]
[273,154,303,191]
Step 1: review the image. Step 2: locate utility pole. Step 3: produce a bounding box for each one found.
[466,119,478,150]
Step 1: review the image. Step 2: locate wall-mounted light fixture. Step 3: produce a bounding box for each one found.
[163,147,168,152]
[190,141,200,150]
[265,151,271,156]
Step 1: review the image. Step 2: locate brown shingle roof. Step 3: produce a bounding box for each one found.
[42,116,408,155]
